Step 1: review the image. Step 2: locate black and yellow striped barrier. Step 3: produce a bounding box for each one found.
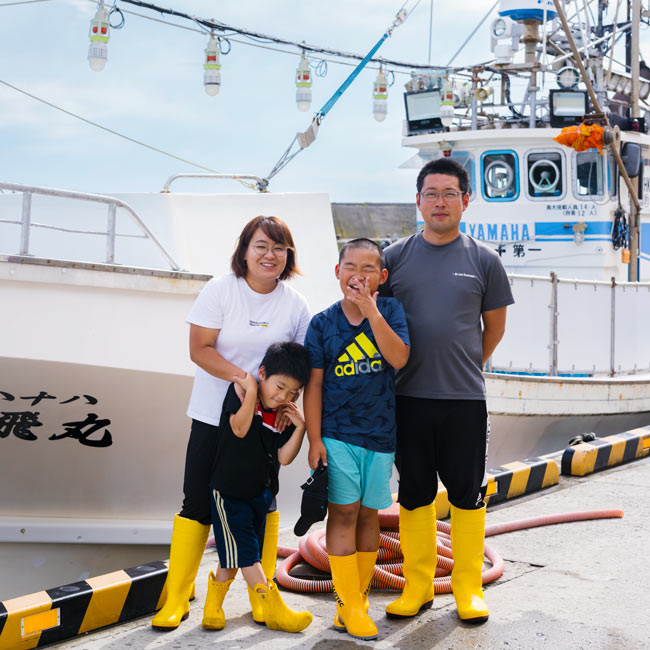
[485,457,560,506]
[431,456,560,517]
[561,428,650,477]
[0,561,168,650]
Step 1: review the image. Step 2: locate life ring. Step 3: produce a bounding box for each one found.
[529,158,560,193]
[484,159,514,194]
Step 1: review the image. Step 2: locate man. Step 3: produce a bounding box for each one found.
[380,157,514,623]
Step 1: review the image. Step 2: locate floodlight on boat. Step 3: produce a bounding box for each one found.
[88,3,110,72]
[203,34,221,96]
[490,15,523,64]
[440,79,454,127]
[556,66,580,90]
[549,89,588,127]
[403,88,443,135]
[373,67,388,122]
[296,52,312,112]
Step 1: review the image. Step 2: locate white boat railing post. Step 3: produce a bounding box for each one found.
[549,272,558,376]
[0,181,183,271]
[106,203,117,264]
[20,191,32,256]
[610,276,616,376]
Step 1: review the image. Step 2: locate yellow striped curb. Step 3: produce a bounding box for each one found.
[561,428,650,476]
[0,561,169,650]
[431,456,560,518]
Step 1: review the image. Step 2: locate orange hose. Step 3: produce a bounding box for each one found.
[275,509,623,594]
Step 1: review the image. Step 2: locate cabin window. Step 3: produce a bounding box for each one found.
[481,151,519,201]
[525,150,564,199]
[574,150,605,197]
[607,151,618,199]
[449,151,476,200]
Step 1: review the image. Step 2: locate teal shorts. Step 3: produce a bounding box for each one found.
[322,437,394,510]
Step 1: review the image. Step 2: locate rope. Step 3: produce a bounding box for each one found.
[0,79,257,191]
[274,508,624,594]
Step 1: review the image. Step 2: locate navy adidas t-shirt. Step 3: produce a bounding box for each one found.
[304,298,410,453]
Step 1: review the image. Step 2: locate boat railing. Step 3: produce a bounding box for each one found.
[161,173,265,193]
[490,272,650,378]
[0,181,182,271]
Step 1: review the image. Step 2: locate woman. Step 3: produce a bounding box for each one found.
[152,216,311,630]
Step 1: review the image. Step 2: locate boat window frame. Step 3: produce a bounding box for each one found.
[448,151,477,202]
[480,149,520,202]
[571,149,606,199]
[607,151,618,200]
[523,148,567,201]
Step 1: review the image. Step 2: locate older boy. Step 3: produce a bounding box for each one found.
[204,341,313,634]
[304,238,410,640]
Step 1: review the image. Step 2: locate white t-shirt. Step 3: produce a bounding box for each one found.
[186,273,311,426]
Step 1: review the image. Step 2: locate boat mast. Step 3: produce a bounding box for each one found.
[629,0,641,281]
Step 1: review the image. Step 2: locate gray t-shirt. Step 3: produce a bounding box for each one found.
[381,232,514,399]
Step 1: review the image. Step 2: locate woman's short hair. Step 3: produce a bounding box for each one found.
[231,216,300,280]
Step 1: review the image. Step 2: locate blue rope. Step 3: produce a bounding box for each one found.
[317,32,391,119]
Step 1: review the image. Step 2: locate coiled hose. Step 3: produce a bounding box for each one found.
[274,508,623,594]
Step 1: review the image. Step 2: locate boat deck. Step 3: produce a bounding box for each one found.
[48,454,650,650]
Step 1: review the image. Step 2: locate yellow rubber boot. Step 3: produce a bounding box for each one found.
[255,581,313,633]
[386,504,437,618]
[329,554,378,640]
[201,572,233,630]
[450,504,489,624]
[248,509,279,624]
[152,514,210,630]
[334,550,377,631]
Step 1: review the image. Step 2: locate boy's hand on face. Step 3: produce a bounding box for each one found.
[308,440,328,470]
[232,372,258,401]
[346,276,380,320]
[276,402,305,429]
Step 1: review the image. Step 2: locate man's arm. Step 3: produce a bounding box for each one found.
[304,368,326,469]
[482,306,508,365]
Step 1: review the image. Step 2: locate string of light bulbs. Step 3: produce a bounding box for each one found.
[86,0,436,120]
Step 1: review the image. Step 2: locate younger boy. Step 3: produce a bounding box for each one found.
[304,238,410,640]
[204,341,313,633]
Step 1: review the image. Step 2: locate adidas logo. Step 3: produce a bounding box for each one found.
[334,332,384,377]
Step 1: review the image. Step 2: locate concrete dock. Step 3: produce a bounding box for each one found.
[49,455,649,650]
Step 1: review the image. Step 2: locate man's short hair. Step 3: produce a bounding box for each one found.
[416,158,470,195]
[231,216,300,280]
[260,342,311,387]
[338,237,385,270]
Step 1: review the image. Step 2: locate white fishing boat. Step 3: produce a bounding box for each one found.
[1,0,649,603]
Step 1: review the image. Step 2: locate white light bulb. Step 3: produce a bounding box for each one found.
[295,53,312,112]
[373,99,387,122]
[204,35,221,97]
[88,4,109,72]
[204,69,221,96]
[296,87,311,112]
[373,68,388,122]
[88,42,108,72]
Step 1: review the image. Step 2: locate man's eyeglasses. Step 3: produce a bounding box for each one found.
[419,190,464,202]
[250,243,289,256]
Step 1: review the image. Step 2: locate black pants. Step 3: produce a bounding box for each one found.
[180,419,220,525]
[179,419,277,525]
[395,396,489,511]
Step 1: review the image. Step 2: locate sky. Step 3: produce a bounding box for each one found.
[1,0,648,202]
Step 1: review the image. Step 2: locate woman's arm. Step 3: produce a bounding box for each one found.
[189,324,246,381]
